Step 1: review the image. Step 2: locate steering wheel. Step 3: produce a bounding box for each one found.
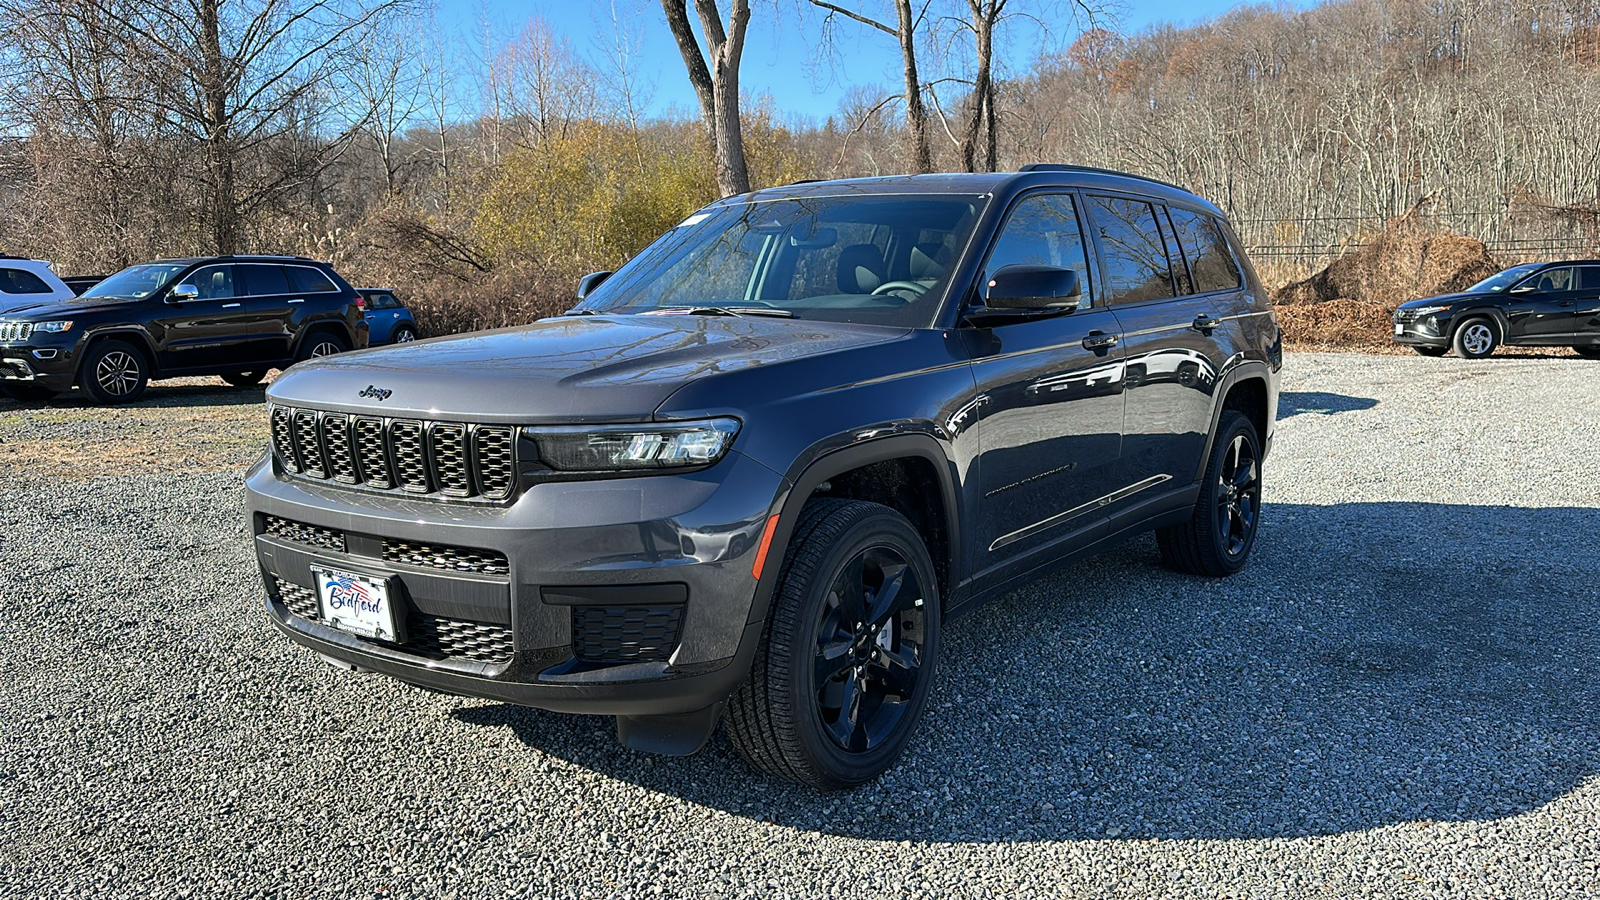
[870,280,931,299]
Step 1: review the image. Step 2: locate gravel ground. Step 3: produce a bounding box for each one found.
[3,351,1599,898]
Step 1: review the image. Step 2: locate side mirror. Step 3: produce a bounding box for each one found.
[168,284,199,302]
[576,271,614,300]
[1509,284,1536,293]
[986,264,1082,310]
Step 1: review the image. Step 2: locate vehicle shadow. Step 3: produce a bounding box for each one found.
[453,501,1600,842]
[0,378,270,411]
[1277,390,1378,418]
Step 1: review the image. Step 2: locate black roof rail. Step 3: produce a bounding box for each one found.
[222,253,317,262]
[786,179,823,186]
[1017,163,1187,193]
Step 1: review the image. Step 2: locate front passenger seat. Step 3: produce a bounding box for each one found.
[837,245,887,294]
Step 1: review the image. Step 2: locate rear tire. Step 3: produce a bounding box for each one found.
[725,499,941,789]
[1157,410,1263,577]
[1452,318,1499,359]
[221,370,267,387]
[392,326,417,343]
[1574,346,1600,359]
[296,331,349,363]
[1412,346,1447,357]
[79,339,149,404]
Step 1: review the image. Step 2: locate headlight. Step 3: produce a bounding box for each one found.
[32,320,73,333]
[529,418,740,471]
[1408,306,1451,316]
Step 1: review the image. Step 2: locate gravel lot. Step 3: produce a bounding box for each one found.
[3,351,1599,898]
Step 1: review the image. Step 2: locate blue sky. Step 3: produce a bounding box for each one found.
[439,0,1265,123]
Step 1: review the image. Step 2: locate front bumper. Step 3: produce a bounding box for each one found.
[0,338,78,389]
[1392,314,1450,347]
[245,449,786,717]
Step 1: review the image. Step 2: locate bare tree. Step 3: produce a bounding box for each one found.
[809,0,935,173]
[661,0,752,196]
[348,13,428,198]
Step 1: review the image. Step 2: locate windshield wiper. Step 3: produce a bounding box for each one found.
[564,308,597,316]
[682,306,797,319]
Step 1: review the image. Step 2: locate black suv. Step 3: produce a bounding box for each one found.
[246,168,1281,787]
[1394,260,1600,358]
[0,255,367,403]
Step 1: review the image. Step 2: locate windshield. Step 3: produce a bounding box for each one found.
[80,263,189,300]
[573,194,987,327]
[1468,264,1541,293]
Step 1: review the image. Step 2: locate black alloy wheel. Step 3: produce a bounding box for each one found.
[726,499,941,789]
[1157,410,1263,577]
[812,545,929,753]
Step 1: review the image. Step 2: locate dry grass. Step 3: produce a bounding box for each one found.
[0,377,268,479]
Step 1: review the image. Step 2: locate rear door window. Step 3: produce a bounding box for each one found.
[286,266,337,294]
[1086,196,1176,304]
[239,264,290,297]
[0,267,52,294]
[1579,267,1600,291]
[1167,207,1243,293]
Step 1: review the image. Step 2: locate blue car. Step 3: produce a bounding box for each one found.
[358,288,417,345]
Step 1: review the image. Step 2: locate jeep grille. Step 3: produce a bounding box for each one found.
[269,405,518,501]
[0,322,34,343]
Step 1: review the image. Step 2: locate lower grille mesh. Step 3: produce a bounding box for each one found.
[263,515,346,552]
[383,539,510,576]
[572,605,684,664]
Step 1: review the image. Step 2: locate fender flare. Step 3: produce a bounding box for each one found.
[291,320,356,357]
[1449,307,1509,343]
[1192,360,1274,483]
[745,433,964,627]
[78,327,162,378]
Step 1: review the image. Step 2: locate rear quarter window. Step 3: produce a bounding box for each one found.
[0,267,53,294]
[287,266,337,294]
[1168,207,1243,293]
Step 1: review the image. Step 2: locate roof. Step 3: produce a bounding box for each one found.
[728,167,1223,215]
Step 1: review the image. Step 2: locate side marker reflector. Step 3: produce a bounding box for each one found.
[751,514,781,580]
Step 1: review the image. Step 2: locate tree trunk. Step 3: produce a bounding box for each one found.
[662,0,751,197]
[896,0,932,173]
[960,2,997,174]
[198,0,239,252]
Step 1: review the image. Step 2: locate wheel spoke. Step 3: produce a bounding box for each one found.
[873,645,919,697]
[866,563,910,626]
[814,639,853,687]
[836,556,867,626]
[1232,458,1257,490]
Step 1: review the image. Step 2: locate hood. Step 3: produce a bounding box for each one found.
[267,313,911,422]
[1397,291,1484,309]
[0,297,142,318]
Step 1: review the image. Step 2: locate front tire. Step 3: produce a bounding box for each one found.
[725,499,941,789]
[1157,410,1263,577]
[80,339,149,404]
[1452,318,1499,359]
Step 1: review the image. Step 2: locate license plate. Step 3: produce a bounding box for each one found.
[1394,323,1405,334]
[312,567,397,641]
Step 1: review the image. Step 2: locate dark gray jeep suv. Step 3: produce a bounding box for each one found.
[246,167,1281,787]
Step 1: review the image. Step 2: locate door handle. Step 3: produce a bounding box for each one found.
[1559,300,1575,307]
[222,302,241,309]
[288,298,305,304]
[1082,331,1120,353]
[1193,313,1220,333]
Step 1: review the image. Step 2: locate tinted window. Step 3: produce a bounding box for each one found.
[1156,208,1192,294]
[80,263,186,299]
[186,265,235,300]
[1580,267,1600,291]
[286,266,337,294]
[1524,267,1574,292]
[1167,207,1242,294]
[239,264,290,297]
[1086,196,1175,304]
[369,292,398,309]
[0,267,52,294]
[982,193,1092,304]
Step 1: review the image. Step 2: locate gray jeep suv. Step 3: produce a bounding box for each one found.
[246,167,1281,787]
